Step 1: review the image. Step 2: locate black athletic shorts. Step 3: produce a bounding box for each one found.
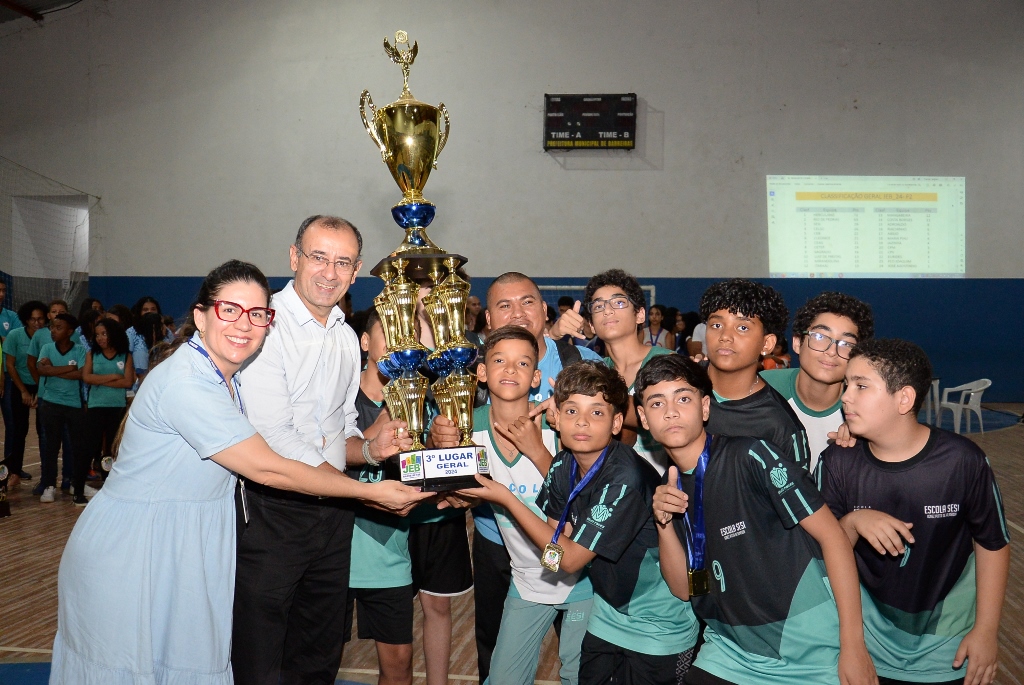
[343,584,415,645]
[878,678,965,685]
[580,632,694,685]
[408,515,473,596]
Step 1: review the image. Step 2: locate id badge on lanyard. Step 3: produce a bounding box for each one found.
[681,433,713,595]
[188,339,250,523]
[541,445,611,573]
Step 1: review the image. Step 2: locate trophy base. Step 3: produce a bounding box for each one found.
[398,445,490,493]
[371,252,467,280]
[421,473,491,493]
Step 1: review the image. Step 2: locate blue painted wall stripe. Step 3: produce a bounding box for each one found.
[87,276,1024,401]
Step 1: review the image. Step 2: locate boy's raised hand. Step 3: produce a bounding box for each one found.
[456,473,510,505]
[652,465,688,526]
[548,301,587,340]
[428,415,461,449]
[954,625,999,685]
[828,421,857,448]
[494,415,548,461]
[846,509,915,556]
[527,378,559,424]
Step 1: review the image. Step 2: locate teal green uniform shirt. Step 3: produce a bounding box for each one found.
[0,307,21,340]
[3,327,36,385]
[28,326,52,357]
[37,341,86,407]
[87,351,129,408]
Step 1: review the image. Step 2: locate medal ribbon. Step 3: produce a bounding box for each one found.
[679,433,713,573]
[188,338,245,415]
[551,444,611,547]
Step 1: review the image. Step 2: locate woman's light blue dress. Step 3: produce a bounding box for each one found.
[50,335,256,684]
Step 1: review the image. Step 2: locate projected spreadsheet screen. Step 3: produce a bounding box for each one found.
[767,176,965,278]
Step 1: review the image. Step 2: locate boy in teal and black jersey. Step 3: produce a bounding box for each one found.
[761,292,874,472]
[460,360,698,685]
[344,311,415,685]
[819,339,1010,685]
[698,279,811,468]
[638,353,875,685]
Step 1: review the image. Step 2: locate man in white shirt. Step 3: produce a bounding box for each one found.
[233,215,413,685]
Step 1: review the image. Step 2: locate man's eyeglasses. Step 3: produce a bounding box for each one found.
[209,300,276,327]
[588,296,632,314]
[802,331,856,359]
[296,247,358,274]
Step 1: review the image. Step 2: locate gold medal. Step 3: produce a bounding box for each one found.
[541,542,564,572]
[688,568,711,596]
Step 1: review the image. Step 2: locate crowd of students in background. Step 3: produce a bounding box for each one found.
[0,288,178,505]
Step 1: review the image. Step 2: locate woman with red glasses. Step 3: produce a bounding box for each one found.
[49,260,431,685]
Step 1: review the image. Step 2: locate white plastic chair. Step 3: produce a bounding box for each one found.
[937,379,992,434]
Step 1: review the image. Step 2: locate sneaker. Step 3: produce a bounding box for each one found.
[40,486,56,503]
[17,471,33,481]
[73,494,88,507]
[71,484,99,497]
[86,469,100,481]
[32,482,46,496]
[60,478,71,492]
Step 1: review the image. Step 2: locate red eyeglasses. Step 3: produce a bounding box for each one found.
[208,300,276,327]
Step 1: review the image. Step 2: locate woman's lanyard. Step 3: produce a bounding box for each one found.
[189,338,251,523]
[646,324,664,346]
[187,339,245,415]
[540,444,611,573]
[679,433,713,595]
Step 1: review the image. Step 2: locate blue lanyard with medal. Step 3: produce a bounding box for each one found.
[540,444,611,573]
[188,338,250,522]
[680,432,713,595]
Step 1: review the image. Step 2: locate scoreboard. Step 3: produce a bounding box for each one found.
[544,93,637,151]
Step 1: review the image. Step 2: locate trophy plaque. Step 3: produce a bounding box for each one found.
[361,31,488,492]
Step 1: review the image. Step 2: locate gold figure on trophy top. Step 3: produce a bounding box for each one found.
[360,30,450,216]
[383,31,418,99]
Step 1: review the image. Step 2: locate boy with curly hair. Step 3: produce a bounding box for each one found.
[699,279,811,467]
[761,291,875,472]
[460,360,699,684]
[819,339,1010,685]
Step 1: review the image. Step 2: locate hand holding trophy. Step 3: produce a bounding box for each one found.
[360,31,488,492]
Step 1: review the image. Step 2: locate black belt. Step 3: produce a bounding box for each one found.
[240,478,344,506]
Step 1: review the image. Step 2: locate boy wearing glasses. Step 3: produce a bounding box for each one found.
[761,292,874,473]
[582,269,672,475]
[700,279,812,468]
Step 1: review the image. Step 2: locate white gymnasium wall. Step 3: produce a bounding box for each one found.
[0,0,1022,279]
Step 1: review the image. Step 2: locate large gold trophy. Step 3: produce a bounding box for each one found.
[361,31,488,491]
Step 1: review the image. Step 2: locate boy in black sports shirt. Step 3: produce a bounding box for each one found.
[459,361,699,685]
[637,354,875,685]
[698,279,811,467]
[819,339,1010,685]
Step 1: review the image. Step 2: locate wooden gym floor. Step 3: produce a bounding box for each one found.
[1,406,1022,684]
